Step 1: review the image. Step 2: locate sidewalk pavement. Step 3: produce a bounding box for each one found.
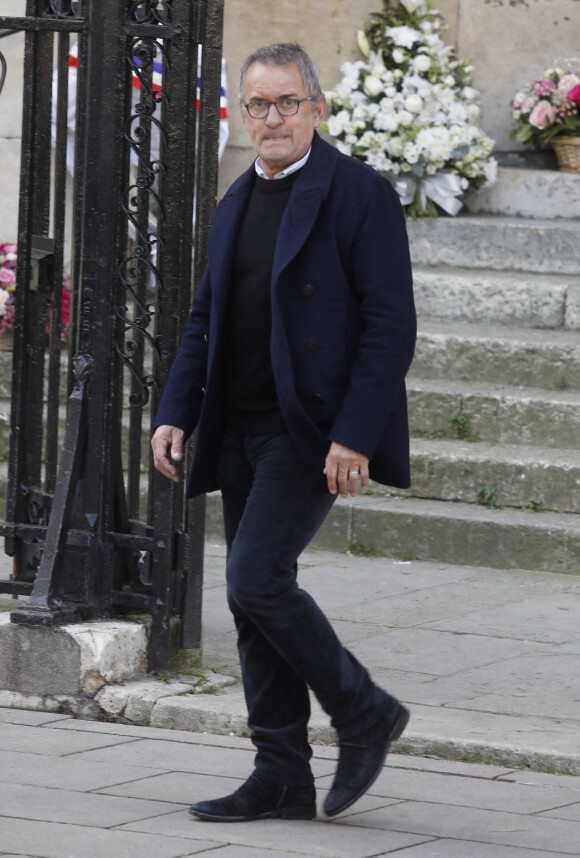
[1,541,580,856]
[1,706,580,858]
[2,540,579,776]
[167,542,580,776]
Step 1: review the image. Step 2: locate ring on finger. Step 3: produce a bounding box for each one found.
[349,471,359,477]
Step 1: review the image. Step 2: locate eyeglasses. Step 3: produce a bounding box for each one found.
[244,97,315,119]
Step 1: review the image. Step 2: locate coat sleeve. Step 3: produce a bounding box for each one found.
[328,173,416,459]
[153,267,212,438]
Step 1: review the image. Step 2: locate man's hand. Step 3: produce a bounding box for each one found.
[151,425,185,483]
[324,442,369,498]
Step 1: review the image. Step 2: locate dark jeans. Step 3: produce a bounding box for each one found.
[216,428,395,785]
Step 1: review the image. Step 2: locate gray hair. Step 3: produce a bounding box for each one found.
[238,43,324,103]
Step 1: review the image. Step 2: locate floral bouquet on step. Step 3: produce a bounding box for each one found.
[323,0,496,217]
[0,243,17,337]
[510,60,580,149]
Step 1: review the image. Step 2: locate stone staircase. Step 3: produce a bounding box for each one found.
[332,166,580,575]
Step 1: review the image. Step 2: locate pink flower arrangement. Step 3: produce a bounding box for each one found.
[511,60,580,149]
[0,243,17,337]
[0,243,71,340]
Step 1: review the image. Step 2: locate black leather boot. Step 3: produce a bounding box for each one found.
[324,703,410,817]
[190,772,317,822]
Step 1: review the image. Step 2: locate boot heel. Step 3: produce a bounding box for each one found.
[281,803,316,820]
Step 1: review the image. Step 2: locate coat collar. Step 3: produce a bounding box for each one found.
[221,132,339,205]
[209,133,340,287]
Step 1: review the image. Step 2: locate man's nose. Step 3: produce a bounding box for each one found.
[265,103,284,125]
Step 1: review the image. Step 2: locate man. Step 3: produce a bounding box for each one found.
[152,43,416,822]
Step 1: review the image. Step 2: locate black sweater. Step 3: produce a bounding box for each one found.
[224,170,298,435]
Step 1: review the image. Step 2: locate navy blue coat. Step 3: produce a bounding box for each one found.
[154,132,416,498]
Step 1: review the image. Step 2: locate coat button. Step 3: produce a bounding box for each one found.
[312,393,324,405]
[306,338,319,351]
[302,283,314,297]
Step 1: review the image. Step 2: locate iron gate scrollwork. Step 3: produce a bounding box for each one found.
[0,0,224,671]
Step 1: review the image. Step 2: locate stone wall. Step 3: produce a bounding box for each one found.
[219,0,580,190]
[1,0,579,236]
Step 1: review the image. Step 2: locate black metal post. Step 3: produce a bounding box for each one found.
[0,0,224,669]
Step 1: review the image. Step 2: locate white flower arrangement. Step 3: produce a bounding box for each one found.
[323,0,497,217]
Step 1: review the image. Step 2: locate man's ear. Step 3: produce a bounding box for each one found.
[314,96,327,128]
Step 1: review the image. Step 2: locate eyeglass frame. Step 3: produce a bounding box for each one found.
[243,96,316,120]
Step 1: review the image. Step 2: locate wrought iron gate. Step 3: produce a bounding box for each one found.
[0,0,224,671]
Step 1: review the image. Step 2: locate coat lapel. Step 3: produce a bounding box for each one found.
[208,164,255,298]
[272,133,340,284]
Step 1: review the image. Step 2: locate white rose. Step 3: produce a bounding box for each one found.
[397,109,414,127]
[363,75,383,97]
[405,94,423,114]
[462,86,479,101]
[414,55,431,73]
[467,103,481,122]
[400,0,426,12]
[392,49,405,64]
[387,26,422,49]
[404,143,420,164]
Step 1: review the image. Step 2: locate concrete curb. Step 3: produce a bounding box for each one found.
[106,686,580,777]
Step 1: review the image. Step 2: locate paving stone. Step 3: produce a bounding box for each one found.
[330,766,576,814]
[118,809,433,857]
[335,800,580,854]
[182,848,322,858]
[0,722,135,756]
[97,771,245,803]
[72,737,257,776]
[0,781,183,827]
[0,817,216,858]
[327,566,571,630]
[389,841,572,857]
[538,803,580,822]
[419,593,580,645]
[0,748,168,791]
[388,755,514,779]
[498,770,580,791]
[348,627,537,678]
[421,652,580,710]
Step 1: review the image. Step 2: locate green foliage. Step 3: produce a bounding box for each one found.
[450,410,479,441]
[523,496,544,513]
[554,376,568,391]
[395,550,414,562]
[348,540,380,557]
[477,486,503,509]
[410,410,479,442]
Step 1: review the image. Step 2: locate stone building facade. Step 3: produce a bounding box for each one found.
[220,0,580,190]
[1,0,579,237]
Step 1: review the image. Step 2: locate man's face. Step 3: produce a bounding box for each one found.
[240,62,326,179]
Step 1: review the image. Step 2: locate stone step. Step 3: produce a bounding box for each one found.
[204,493,580,575]
[399,439,580,514]
[407,377,580,450]
[413,266,579,330]
[463,166,580,220]
[412,320,580,390]
[406,215,580,275]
